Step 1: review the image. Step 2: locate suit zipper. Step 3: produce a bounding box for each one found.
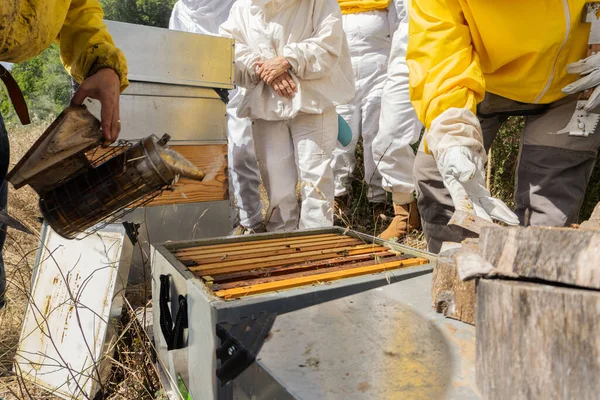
[534,0,571,103]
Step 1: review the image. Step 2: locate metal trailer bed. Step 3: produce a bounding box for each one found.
[233,272,480,399]
[152,227,479,399]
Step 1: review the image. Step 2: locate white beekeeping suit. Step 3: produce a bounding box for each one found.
[220,0,355,232]
[372,0,422,240]
[169,0,264,233]
[332,0,399,207]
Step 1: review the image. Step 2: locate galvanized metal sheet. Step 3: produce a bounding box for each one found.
[16,224,133,400]
[253,273,480,399]
[85,83,227,143]
[125,200,232,284]
[104,20,234,89]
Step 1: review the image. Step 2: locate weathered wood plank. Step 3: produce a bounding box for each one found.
[213,255,410,290]
[188,244,387,270]
[480,226,600,290]
[214,258,429,299]
[580,201,600,230]
[189,246,391,276]
[199,252,398,283]
[191,238,363,264]
[476,279,600,400]
[174,233,341,255]
[432,241,477,325]
[175,235,357,257]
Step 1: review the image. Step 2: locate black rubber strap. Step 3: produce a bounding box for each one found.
[171,295,188,350]
[159,275,173,347]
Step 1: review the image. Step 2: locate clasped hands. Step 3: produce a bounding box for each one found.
[256,56,297,98]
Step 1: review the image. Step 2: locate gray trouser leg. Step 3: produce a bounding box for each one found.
[413,115,506,254]
[516,96,600,226]
[415,94,600,254]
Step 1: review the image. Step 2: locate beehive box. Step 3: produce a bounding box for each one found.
[175,231,428,299]
[150,227,434,399]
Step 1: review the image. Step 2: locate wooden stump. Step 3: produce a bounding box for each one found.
[580,202,600,230]
[480,226,600,289]
[477,279,600,400]
[432,241,477,325]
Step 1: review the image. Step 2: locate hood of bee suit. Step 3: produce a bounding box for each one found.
[179,0,235,16]
[251,0,298,10]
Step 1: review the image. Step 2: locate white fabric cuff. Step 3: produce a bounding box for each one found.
[282,46,299,75]
[392,192,415,205]
[426,108,486,162]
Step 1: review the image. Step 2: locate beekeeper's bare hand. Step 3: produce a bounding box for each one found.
[271,73,297,98]
[257,56,291,85]
[71,68,121,145]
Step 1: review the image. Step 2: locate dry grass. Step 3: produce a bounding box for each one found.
[0,121,45,399]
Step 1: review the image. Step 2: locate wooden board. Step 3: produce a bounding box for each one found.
[173,232,429,299]
[580,201,600,230]
[480,226,600,290]
[432,242,476,325]
[183,238,363,264]
[149,144,228,205]
[212,255,410,290]
[201,252,398,284]
[476,279,600,399]
[188,245,391,276]
[175,234,357,257]
[214,257,429,299]
[90,144,228,205]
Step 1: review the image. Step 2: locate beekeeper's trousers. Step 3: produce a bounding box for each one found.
[372,20,422,206]
[414,94,600,253]
[226,89,264,230]
[253,108,337,232]
[333,10,391,203]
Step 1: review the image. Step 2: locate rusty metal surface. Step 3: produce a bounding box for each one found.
[253,272,479,399]
[7,106,102,191]
[15,223,133,400]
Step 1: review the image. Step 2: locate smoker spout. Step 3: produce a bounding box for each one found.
[157,146,205,181]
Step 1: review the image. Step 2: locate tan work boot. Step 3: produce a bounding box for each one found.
[379,201,420,241]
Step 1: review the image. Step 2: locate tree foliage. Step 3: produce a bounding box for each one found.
[1,44,71,124]
[100,0,177,28]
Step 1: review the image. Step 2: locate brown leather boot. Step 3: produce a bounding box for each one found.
[379,201,421,241]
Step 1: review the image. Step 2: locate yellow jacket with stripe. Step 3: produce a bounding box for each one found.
[0,0,129,91]
[338,0,392,15]
[407,0,590,130]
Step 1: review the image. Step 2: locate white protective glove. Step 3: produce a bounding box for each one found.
[427,108,520,225]
[437,146,519,225]
[562,52,600,112]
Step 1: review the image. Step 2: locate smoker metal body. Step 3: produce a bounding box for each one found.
[85,21,235,281]
[150,227,436,399]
